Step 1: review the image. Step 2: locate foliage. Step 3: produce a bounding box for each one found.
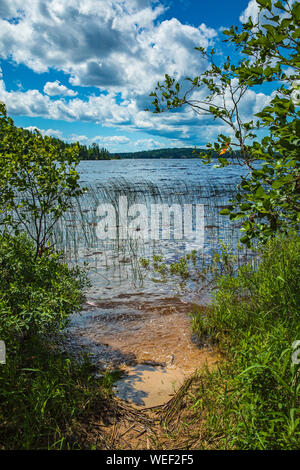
[0,102,85,255]
[0,335,114,450]
[79,143,112,160]
[0,106,117,450]
[190,235,300,449]
[0,233,116,450]
[30,133,114,161]
[149,0,300,245]
[112,147,214,159]
[141,250,198,283]
[0,232,87,342]
[140,243,246,292]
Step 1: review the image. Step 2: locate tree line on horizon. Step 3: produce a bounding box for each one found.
[1,126,227,160]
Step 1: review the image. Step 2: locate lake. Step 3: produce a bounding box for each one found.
[77,158,248,186]
[55,159,250,300]
[61,159,251,405]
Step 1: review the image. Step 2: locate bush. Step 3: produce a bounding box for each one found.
[0,102,85,256]
[0,232,87,343]
[191,235,300,449]
[0,233,113,450]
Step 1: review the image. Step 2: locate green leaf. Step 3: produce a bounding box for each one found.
[255,186,266,198]
[274,1,285,9]
[220,209,231,215]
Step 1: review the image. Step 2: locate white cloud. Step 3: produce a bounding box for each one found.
[134,138,164,150]
[0,1,276,146]
[69,134,89,142]
[239,0,260,23]
[94,135,130,144]
[23,126,63,139]
[0,0,219,144]
[239,0,297,24]
[44,80,77,97]
[0,73,272,145]
[0,0,216,98]
[0,0,24,19]
[133,138,191,150]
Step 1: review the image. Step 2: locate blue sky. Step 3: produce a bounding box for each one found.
[0,0,272,152]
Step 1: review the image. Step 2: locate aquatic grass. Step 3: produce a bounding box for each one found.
[49,178,249,289]
[0,177,252,295]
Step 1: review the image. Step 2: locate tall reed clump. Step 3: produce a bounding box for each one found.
[191,234,300,449]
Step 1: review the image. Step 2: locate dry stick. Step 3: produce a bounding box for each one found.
[161,376,195,425]
[110,417,117,447]
[135,429,147,439]
[141,403,166,411]
[119,423,136,437]
[119,437,134,450]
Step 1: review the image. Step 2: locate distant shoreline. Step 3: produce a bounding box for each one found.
[81,147,205,160]
[80,147,231,160]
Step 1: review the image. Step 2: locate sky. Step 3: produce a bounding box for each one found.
[0,0,274,152]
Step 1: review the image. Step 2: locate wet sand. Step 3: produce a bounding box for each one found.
[65,295,219,407]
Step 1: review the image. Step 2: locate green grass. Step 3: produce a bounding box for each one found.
[0,233,115,450]
[0,336,117,450]
[189,235,300,449]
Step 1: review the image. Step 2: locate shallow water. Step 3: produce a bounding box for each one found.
[56,160,250,299]
[61,159,249,405]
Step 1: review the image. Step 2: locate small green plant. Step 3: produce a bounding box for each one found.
[139,257,150,268]
[0,335,113,450]
[0,232,117,450]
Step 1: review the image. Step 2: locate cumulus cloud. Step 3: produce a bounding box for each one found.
[0,0,24,19]
[94,135,130,144]
[0,0,216,98]
[239,0,260,23]
[0,0,219,143]
[44,80,77,97]
[0,72,272,145]
[4,69,273,150]
[69,134,89,142]
[0,1,276,146]
[133,138,191,150]
[134,138,164,150]
[239,0,296,24]
[23,126,63,139]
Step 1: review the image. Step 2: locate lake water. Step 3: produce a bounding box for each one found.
[61,159,251,403]
[55,159,250,302]
[77,158,248,186]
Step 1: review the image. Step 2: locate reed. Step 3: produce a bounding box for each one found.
[0,178,253,292]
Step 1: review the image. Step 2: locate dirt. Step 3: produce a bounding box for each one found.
[63,295,221,450]
[75,373,215,450]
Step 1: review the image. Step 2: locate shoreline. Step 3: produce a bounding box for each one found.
[65,296,220,408]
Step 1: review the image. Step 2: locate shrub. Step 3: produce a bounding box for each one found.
[0,233,112,450]
[0,102,85,256]
[0,232,87,343]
